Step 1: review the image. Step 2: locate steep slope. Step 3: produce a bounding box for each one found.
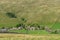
[0,0,60,29]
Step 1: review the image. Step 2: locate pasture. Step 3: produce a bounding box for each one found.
[0,0,60,40]
[0,34,60,40]
[0,0,60,29]
[8,30,49,34]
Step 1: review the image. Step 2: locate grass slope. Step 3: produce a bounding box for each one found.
[0,0,60,29]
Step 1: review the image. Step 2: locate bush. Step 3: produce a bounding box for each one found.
[21,17,27,22]
[16,24,22,27]
[51,30,58,34]
[16,23,25,29]
[6,12,17,18]
[1,27,5,29]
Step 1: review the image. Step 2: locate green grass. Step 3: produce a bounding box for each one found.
[27,30,49,34]
[52,22,60,29]
[0,0,60,30]
[8,30,49,34]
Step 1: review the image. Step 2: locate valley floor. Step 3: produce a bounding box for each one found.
[0,33,60,40]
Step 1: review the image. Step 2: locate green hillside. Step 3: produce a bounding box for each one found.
[0,0,60,29]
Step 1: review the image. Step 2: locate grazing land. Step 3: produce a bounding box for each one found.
[0,0,60,40]
[0,34,60,40]
[0,0,60,29]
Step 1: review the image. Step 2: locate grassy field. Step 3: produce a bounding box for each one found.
[8,30,49,34]
[0,0,60,29]
[0,34,60,40]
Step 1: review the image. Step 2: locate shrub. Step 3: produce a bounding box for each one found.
[6,12,17,18]
[1,27,5,29]
[51,30,58,34]
[16,24,22,28]
[16,23,25,29]
[21,17,27,23]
